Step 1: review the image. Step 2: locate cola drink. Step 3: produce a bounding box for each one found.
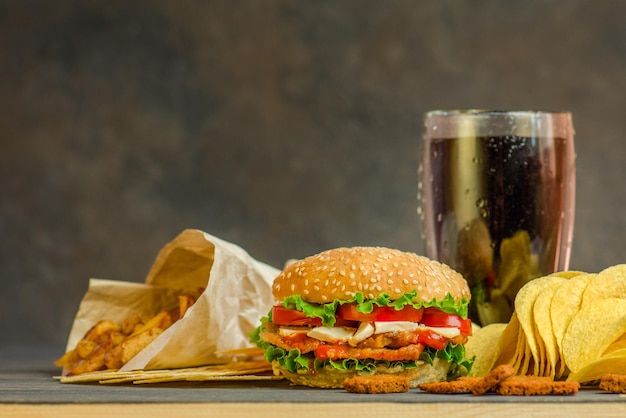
[419,111,576,325]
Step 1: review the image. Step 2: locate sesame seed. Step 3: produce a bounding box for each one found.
[394,288,402,294]
[403,279,409,285]
[314,286,320,291]
[387,279,394,285]
[388,271,394,277]
[290,284,295,291]
[321,295,328,301]
[376,285,382,291]
[370,277,377,283]
[412,280,419,285]
[303,289,309,295]
[275,284,281,291]
[287,272,292,279]
[304,279,309,286]
[368,293,375,299]
[339,270,346,276]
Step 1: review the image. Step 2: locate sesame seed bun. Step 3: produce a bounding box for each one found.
[272,246,469,304]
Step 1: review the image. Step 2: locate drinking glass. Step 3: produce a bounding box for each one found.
[418,110,576,325]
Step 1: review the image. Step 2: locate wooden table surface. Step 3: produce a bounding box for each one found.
[2,346,625,418]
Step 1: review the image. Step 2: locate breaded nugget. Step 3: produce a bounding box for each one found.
[343,374,409,394]
[599,374,626,394]
[471,364,515,395]
[496,376,579,396]
[417,377,482,394]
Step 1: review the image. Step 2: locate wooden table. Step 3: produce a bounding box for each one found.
[2,346,625,417]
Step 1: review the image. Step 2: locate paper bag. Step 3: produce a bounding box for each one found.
[63,229,279,371]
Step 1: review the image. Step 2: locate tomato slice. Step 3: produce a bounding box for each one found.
[271,306,322,326]
[336,303,424,322]
[421,308,472,336]
[417,329,448,350]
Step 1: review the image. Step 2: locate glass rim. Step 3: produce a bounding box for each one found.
[424,109,572,118]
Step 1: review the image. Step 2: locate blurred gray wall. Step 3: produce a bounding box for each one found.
[2,0,626,346]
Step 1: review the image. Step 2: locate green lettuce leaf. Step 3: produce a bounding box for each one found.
[281,291,469,326]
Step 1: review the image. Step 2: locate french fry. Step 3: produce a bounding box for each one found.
[55,292,198,376]
[121,328,163,364]
[178,294,196,318]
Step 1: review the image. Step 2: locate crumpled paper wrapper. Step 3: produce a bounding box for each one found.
[63,229,279,371]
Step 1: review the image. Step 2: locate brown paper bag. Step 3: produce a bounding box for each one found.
[63,229,279,371]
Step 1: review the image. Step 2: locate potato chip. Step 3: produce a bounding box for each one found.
[532,276,566,378]
[514,276,562,375]
[562,298,626,373]
[566,349,626,383]
[492,313,520,365]
[582,265,626,307]
[548,271,586,280]
[604,333,626,355]
[465,323,507,377]
[549,273,594,377]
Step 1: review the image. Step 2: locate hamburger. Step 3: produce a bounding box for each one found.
[251,246,474,388]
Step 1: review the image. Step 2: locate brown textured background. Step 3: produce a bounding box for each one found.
[2,0,626,347]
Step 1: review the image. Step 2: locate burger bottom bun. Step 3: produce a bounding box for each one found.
[272,358,451,389]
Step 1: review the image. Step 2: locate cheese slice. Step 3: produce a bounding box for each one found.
[373,321,420,334]
[420,325,461,339]
[278,326,310,337]
[348,322,375,346]
[306,326,356,343]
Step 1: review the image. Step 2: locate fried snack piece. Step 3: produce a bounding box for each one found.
[599,374,626,394]
[417,377,481,394]
[471,364,515,395]
[495,376,579,396]
[418,365,514,395]
[343,375,410,394]
[55,293,197,376]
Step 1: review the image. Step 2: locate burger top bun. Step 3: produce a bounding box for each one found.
[272,246,469,304]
